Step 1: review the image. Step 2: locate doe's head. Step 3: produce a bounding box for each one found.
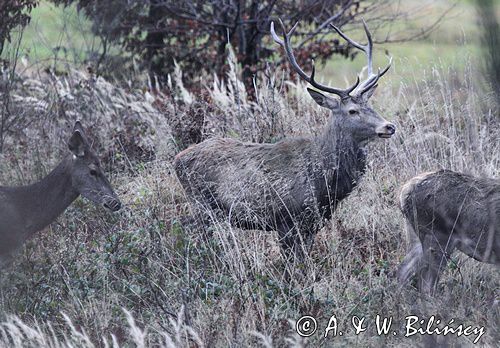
[67,121,121,212]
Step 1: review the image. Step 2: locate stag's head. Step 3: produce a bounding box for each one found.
[67,121,122,212]
[271,19,396,143]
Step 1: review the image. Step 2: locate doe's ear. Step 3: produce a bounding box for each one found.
[307,88,339,110]
[68,124,88,157]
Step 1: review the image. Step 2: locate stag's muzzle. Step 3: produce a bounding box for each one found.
[376,123,396,138]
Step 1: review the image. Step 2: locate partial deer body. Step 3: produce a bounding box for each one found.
[397,170,499,295]
[0,122,121,263]
[174,20,395,259]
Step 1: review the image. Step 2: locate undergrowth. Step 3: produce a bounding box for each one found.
[0,47,498,347]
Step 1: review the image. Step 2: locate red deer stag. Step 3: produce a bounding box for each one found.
[397,170,499,295]
[174,19,395,260]
[0,122,121,265]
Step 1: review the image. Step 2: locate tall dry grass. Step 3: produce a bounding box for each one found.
[0,48,498,347]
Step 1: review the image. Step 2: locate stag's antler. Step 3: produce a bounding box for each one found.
[270,18,391,99]
[330,19,392,96]
[271,19,359,100]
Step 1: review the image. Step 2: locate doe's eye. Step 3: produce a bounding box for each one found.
[90,169,98,176]
[349,109,358,115]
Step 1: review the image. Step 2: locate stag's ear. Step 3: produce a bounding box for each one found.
[361,84,378,102]
[68,122,88,157]
[73,120,84,134]
[307,88,339,110]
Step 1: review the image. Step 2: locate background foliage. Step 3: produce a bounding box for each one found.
[0,0,37,56]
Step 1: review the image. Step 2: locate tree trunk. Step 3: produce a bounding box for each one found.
[145,0,169,85]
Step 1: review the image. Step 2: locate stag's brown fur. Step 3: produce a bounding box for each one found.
[174,91,394,259]
[397,170,500,295]
[174,20,395,260]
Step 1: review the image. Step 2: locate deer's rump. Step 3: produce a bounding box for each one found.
[174,137,362,232]
[402,170,500,263]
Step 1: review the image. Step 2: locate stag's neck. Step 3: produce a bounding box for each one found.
[313,117,367,198]
[10,156,79,236]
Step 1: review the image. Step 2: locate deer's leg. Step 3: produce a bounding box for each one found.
[397,220,424,285]
[277,219,316,259]
[417,231,455,296]
[277,222,303,262]
[276,220,309,284]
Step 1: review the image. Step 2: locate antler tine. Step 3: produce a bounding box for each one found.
[330,23,365,52]
[271,19,310,83]
[380,56,392,77]
[310,59,361,95]
[270,21,285,46]
[330,20,373,77]
[361,19,373,76]
[331,19,392,96]
[358,56,392,95]
[270,19,359,98]
[347,75,361,94]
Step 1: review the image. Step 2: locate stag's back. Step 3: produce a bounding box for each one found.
[174,136,356,230]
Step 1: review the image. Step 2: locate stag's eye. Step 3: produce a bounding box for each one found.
[90,169,98,176]
[348,109,358,115]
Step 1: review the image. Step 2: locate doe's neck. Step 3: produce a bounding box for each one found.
[17,156,80,236]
